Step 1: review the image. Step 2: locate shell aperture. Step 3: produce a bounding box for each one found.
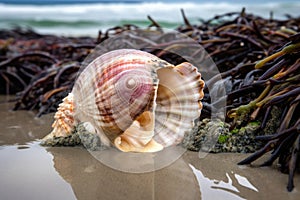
[43,49,204,153]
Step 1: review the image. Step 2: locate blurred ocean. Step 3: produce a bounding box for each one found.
[0,0,299,36]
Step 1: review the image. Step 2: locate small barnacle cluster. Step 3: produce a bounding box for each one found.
[183,119,262,153]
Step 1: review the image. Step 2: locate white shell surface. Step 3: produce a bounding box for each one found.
[72,49,165,148]
[154,62,204,147]
[49,93,75,138]
[70,49,204,152]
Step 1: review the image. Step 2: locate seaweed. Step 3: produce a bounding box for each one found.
[0,8,299,191]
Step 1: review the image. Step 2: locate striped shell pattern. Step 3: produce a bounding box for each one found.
[43,49,204,152]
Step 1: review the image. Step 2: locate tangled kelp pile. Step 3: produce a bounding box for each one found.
[0,9,299,191]
[0,28,96,115]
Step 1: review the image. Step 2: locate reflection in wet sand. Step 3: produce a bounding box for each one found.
[0,96,54,145]
[0,142,76,200]
[190,164,255,200]
[86,145,186,173]
[234,173,258,192]
[184,153,300,200]
[0,96,300,200]
[47,146,200,200]
[47,145,300,200]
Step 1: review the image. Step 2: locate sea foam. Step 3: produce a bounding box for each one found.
[0,1,299,36]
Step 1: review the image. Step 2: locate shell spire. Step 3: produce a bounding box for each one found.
[42,93,76,140]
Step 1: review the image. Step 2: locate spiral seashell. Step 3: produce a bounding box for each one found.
[42,93,75,141]
[43,49,204,152]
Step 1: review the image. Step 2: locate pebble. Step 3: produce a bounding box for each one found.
[182,118,263,153]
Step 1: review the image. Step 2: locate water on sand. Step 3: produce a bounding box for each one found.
[0,96,299,200]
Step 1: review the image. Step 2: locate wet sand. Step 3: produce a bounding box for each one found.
[0,96,299,200]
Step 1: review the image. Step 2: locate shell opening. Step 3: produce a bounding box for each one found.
[114,111,163,152]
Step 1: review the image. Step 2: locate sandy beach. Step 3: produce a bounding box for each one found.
[1,1,300,199]
[0,96,299,199]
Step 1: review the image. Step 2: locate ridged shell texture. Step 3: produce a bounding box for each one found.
[47,49,204,152]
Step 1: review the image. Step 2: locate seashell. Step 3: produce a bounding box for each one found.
[42,93,75,141]
[43,49,204,152]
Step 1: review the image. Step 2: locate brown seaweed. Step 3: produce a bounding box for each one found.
[0,8,300,191]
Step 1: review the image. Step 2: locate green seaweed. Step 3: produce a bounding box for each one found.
[218,135,228,144]
[248,121,261,126]
[230,128,239,134]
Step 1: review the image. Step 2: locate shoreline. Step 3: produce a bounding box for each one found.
[0,97,299,199]
[1,8,300,194]
[1,2,300,37]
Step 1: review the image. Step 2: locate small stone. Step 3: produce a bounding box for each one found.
[40,122,106,150]
[182,118,263,153]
